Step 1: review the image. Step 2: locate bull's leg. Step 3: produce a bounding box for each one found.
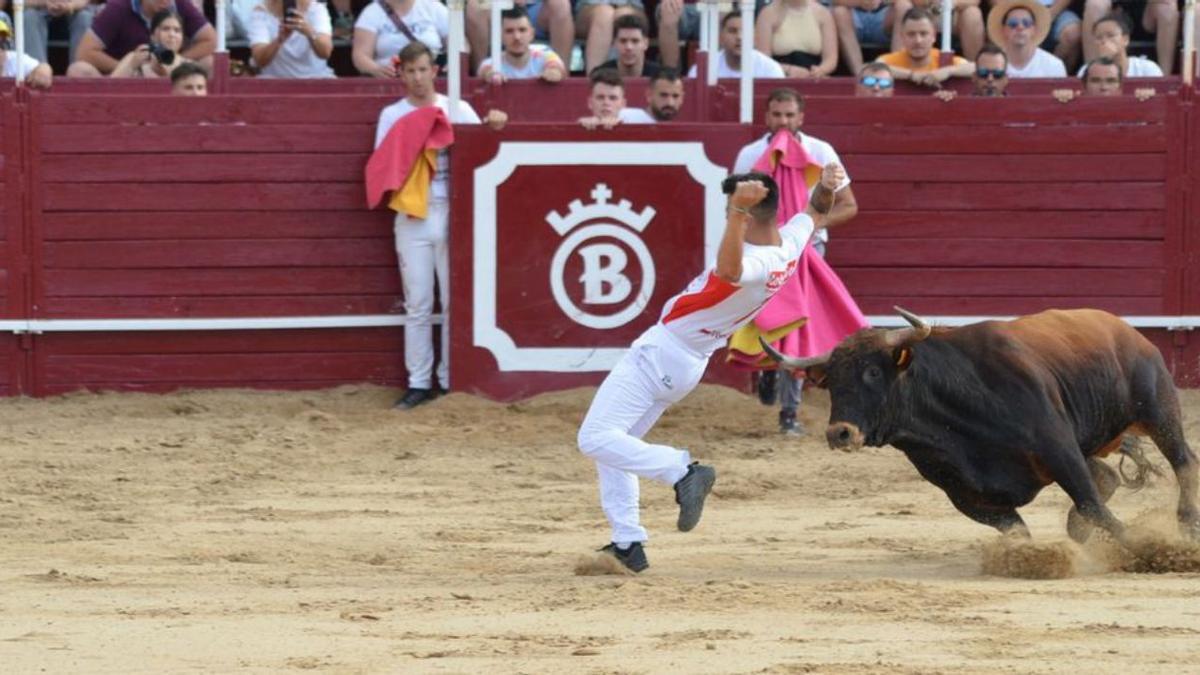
[1135,365,1200,539]
[946,492,1031,538]
[1039,436,1131,547]
[1066,457,1120,543]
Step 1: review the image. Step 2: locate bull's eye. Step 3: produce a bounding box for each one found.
[863,365,882,382]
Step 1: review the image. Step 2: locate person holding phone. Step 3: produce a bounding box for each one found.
[110,9,192,78]
[249,0,335,78]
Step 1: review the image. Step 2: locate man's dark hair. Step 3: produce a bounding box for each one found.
[860,62,892,77]
[975,43,1008,68]
[722,171,779,222]
[170,61,209,85]
[1083,56,1124,83]
[398,40,435,67]
[1094,12,1132,37]
[649,67,682,85]
[901,7,936,25]
[501,6,531,22]
[589,67,623,90]
[613,13,649,38]
[766,87,804,110]
[720,11,741,30]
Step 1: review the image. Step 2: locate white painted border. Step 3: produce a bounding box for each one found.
[473,142,728,372]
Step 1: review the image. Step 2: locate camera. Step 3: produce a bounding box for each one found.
[147,42,175,66]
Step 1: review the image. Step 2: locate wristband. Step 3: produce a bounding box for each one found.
[729,206,752,216]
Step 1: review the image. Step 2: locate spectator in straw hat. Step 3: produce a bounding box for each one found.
[0,18,53,88]
[988,0,1069,77]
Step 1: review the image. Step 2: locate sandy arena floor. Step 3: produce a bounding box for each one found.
[2,384,1199,674]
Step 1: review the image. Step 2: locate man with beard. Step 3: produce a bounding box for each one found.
[617,68,685,123]
[478,6,566,83]
[877,7,973,88]
[934,44,1009,100]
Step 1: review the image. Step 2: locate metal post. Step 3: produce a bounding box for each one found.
[706,0,720,85]
[449,0,465,111]
[739,0,753,123]
[940,0,953,54]
[13,0,26,83]
[1184,0,1196,86]
[489,0,502,74]
[216,0,227,53]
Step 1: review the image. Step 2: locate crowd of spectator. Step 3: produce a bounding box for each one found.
[0,0,1191,89]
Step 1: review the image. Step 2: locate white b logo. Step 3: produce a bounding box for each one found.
[547,184,656,329]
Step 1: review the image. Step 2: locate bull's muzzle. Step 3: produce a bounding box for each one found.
[826,422,865,451]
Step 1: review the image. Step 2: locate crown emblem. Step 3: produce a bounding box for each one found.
[545,183,656,236]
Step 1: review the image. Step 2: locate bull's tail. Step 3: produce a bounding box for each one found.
[1117,435,1166,491]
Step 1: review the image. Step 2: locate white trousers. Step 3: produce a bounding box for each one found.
[394,201,450,390]
[577,325,709,544]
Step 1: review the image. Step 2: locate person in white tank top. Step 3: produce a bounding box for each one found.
[576,166,844,572]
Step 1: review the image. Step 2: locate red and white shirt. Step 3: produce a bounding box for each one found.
[658,214,814,355]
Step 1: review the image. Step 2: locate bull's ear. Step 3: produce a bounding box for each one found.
[893,346,914,372]
[806,364,828,388]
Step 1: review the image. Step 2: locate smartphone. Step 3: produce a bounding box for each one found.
[282,0,297,19]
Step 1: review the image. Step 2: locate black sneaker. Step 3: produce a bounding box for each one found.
[393,387,436,410]
[779,410,804,436]
[599,542,649,573]
[756,370,779,406]
[674,463,716,532]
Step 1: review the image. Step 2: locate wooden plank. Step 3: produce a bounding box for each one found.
[852,181,1164,211]
[825,239,1162,268]
[854,296,1166,316]
[39,95,396,125]
[810,125,1166,154]
[44,182,367,212]
[39,295,402,318]
[40,125,374,154]
[43,211,394,240]
[44,268,402,296]
[838,268,1163,297]
[831,211,1164,240]
[38,328,405,354]
[37,379,403,395]
[42,353,405,383]
[44,239,396,268]
[842,153,1167,183]
[798,96,1168,126]
[42,153,371,183]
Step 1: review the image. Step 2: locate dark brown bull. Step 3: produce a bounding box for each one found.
[763,308,1200,547]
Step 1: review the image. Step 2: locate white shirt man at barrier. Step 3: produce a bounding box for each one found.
[686,13,784,79]
[576,169,842,573]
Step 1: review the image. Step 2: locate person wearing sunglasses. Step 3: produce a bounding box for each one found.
[933,43,1008,100]
[855,62,895,97]
[987,0,1069,77]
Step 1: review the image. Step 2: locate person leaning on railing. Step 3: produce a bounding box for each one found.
[1054,55,1158,102]
[0,17,53,88]
[170,60,208,94]
[249,0,335,78]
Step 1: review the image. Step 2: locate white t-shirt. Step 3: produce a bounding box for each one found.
[374,94,481,201]
[355,0,448,67]
[618,108,657,124]
[249,2,335,79]
[687,49,785,79]
[479,45,562,79]
[1007,48,1066,78]
[1077,55,1164,78]
[2,50,40,79]
[733,131,849,243]
[658,213,815,356]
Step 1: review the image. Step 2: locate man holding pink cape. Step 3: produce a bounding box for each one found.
[731,88,867,435]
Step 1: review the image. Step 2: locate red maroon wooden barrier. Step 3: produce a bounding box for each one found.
[0,83,1195,396]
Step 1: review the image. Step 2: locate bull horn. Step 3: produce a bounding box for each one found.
[758,337,831,370]
[883,306,932,347]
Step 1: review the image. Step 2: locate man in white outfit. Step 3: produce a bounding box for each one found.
[577,167,843,572]
[374,41,508,410]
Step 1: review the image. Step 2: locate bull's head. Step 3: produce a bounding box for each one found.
[761,306,931,451]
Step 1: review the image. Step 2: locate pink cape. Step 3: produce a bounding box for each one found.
[364,105,454,210]
[735,131,868,366]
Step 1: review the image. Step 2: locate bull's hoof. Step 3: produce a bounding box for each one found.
[1066,507,1094,544]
